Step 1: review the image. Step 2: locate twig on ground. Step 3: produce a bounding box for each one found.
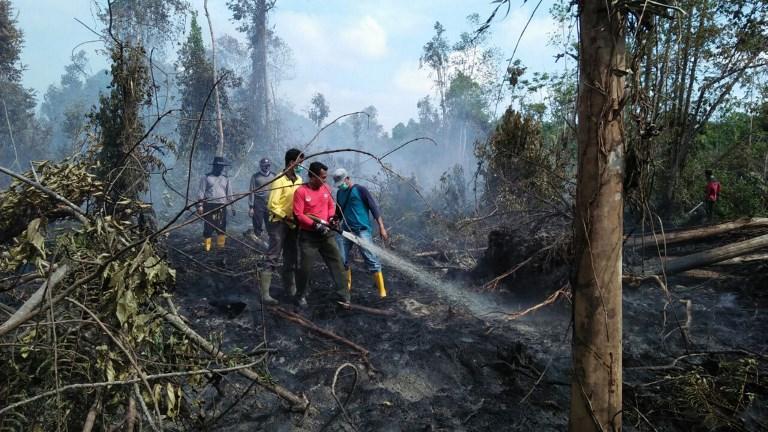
[270,306,370,358]
[337,302,396,317]
[487,284,570,321]
[0,360,265,416]
[482,243,557,290]
[462,398,485,425]
[323,362,360,432]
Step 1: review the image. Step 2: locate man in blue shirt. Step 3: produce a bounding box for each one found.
[332,168,389,298]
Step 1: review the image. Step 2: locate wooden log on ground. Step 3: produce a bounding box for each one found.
[0,265,69,337]
[628,218,768,247]
[269,306,369,356]
[337,302,396,317]
[657,233,768,275]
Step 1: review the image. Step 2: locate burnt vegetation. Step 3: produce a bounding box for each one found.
[1,0,767,431]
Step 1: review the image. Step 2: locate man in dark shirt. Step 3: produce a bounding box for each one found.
[249,157,276,238]
[332,168,389,298]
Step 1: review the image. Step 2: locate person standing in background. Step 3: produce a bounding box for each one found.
[197,156,235,251]
[249,157,276,240]
[704,169,721,222]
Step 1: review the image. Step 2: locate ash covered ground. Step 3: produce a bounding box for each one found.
[166,222,767,431]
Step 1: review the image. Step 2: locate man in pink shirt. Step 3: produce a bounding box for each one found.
[704,169,721,222]
[293,161,349,306]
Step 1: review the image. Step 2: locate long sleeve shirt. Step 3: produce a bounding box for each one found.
[266,174,303,221]
[197,174,232,206]
[293,184,335,231]
[249,171,276,207]
[335,184,380,232]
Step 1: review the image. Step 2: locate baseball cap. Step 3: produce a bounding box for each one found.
[332,168,348,187]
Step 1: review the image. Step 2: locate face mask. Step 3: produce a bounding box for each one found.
[338,182,349,190]
[295,165,305,175]
[260,166,271,175]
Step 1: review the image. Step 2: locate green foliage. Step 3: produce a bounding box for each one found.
[91,43,154,203]
[308,92,330,128]
[175,14,246,167]
[0,160,221,430]
[0,0,22,82]
[40,51,109,158]
[445,72,489,126]
[0,0,48,168]
[476,108,572,213]
[678,112,768,219]
[0,160,102,241]
[630,356,767,431]
[176,14,218,160]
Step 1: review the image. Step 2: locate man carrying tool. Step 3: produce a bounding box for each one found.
[197,156,235,251]
[248,157,275,240]
[293,161,350,307]
[259,149,304,305]
[704,169,721,222]
[332,168,389,298]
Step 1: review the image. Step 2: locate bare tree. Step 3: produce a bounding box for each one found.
[203,0,226,158]
[570,1,626,430]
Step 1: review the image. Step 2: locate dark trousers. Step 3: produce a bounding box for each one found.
[705,200,716,221]
[202,203,227,237]
[251,199,269,235]
[296,230,349,302]
[266,220,298,285]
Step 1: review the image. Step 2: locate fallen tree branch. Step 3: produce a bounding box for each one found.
[0,265,69,337]
[157,303,309,411]
[628,218,768,247]
[658,232,768,275]
[321,362,360,432]
[413,247,487,258]
[0,359,264,416]
[337,302,396,317]
[488,284,571,321]
[0,165,89,224]
[482,243,557,290]
[269,306,369,357]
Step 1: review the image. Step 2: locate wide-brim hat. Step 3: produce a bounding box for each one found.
[332,168,348,187]
[211,156,230,166]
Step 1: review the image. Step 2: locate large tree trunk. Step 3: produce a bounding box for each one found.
[203,0,226,158]
[251,0,269,151]
[570,2,626,431]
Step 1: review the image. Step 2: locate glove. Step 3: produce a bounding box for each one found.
[313,221,330,235]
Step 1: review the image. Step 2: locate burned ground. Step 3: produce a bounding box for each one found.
[165,221,767,431]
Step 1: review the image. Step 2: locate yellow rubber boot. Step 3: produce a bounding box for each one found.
[203,237,212,252]
[216,235,226,248]
[373,271,387,298]
[345,269,352,291]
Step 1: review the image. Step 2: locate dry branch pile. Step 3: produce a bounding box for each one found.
[0,160,280,431]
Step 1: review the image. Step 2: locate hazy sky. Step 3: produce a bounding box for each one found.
[17,0,566,130]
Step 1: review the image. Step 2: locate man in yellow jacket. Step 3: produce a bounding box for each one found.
[259,148,305,305]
